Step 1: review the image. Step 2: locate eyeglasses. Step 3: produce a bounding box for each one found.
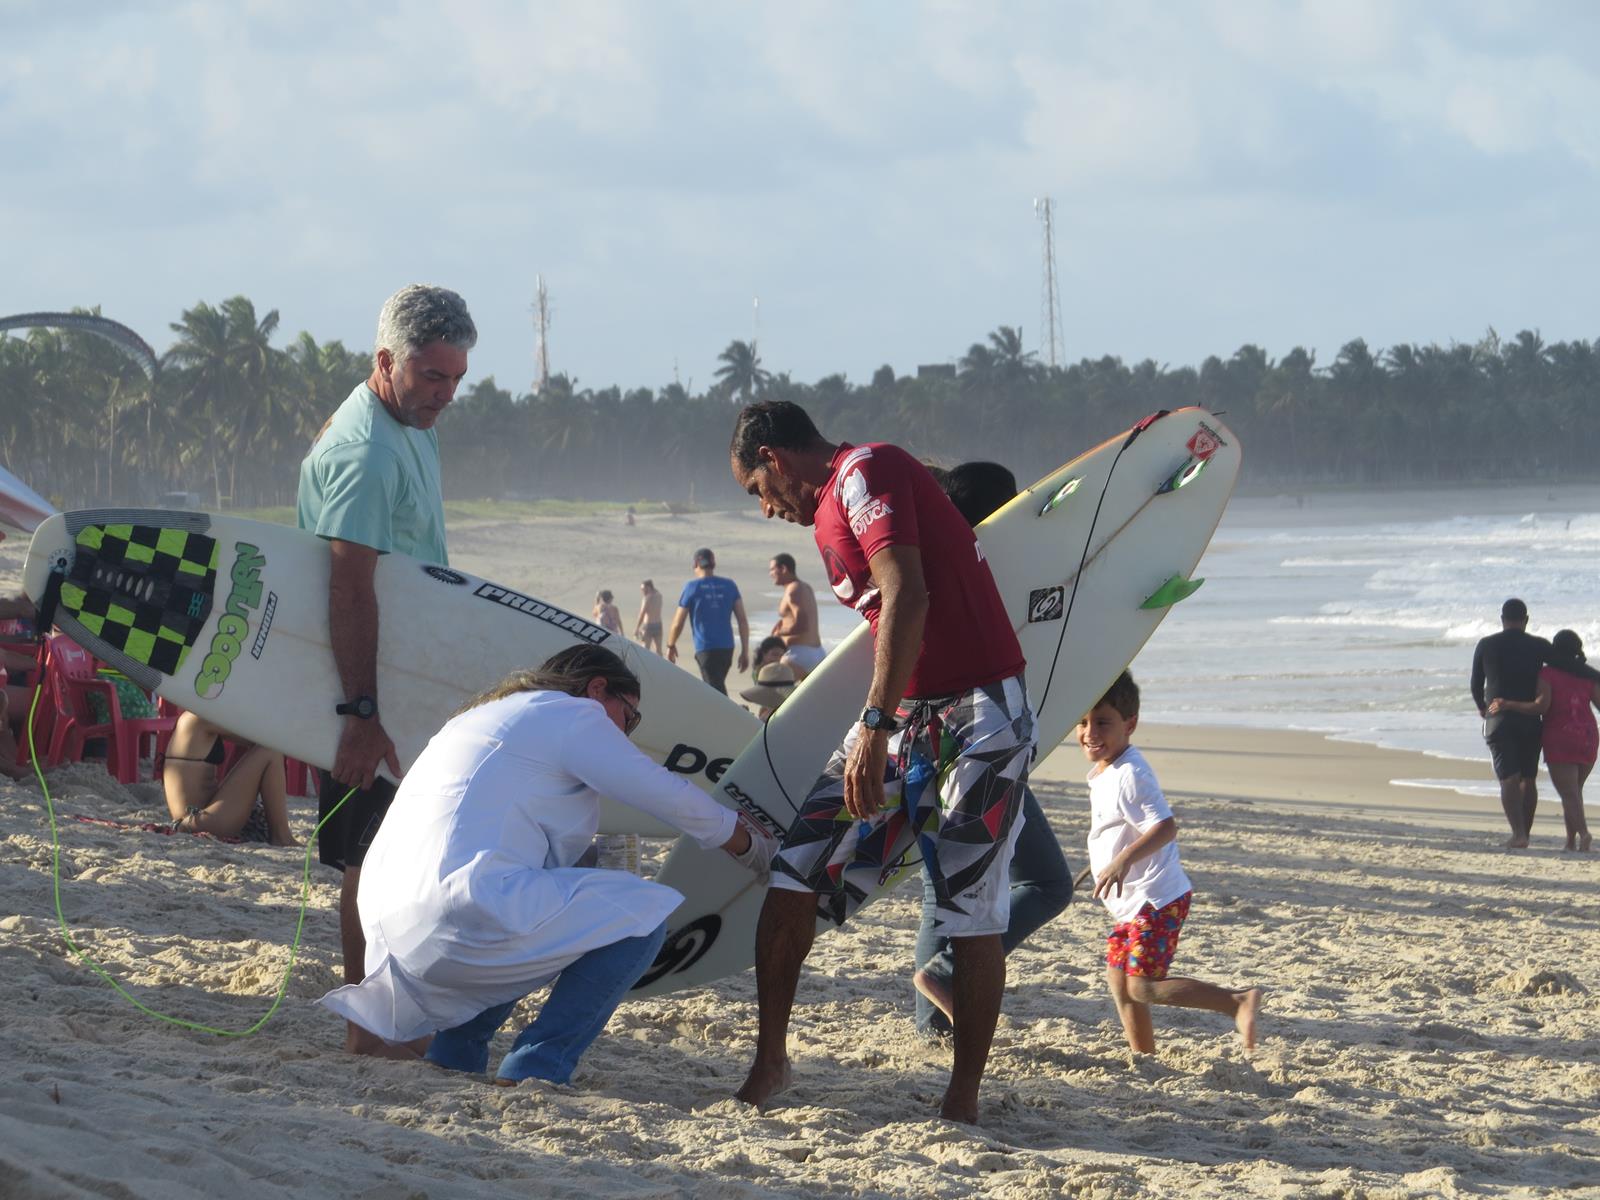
[611,691,642,736]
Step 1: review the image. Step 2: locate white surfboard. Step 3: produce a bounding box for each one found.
[631,408,1241,995]
[0,464,54,533]
[22,510,758,835]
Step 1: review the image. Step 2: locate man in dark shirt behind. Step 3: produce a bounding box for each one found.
[1470,597,1600,847]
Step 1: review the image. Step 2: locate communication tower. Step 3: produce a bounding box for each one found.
[1034,198,1063,369]
[533,275,551,393]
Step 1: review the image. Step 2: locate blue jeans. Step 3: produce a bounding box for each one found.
[425,923,667,1084]
[913,785,1073,1034]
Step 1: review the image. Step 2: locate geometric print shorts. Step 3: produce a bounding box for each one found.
[770,674,1035,938]
[1105,891,1192,979]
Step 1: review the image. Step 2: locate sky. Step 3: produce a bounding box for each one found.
[4,0,1598,395]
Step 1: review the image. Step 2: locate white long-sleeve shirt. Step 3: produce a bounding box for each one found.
[319,689,738,1042]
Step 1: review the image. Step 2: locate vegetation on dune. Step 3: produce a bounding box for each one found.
[3,300,1595,513]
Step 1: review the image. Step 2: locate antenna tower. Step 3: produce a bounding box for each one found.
[1034,198,1063,369]
[533,275,551,393]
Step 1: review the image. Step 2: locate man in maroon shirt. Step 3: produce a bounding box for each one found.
[728,400,1035,1124]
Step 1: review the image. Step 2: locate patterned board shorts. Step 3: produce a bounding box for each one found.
[770,674,1035,938]
[1105,891,1193,979]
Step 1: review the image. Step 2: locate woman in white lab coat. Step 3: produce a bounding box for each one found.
[319,644,772,1084]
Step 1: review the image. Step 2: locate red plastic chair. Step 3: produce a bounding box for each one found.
[40,636,114,772]
[44,635,177,783]
[282,756,314,797]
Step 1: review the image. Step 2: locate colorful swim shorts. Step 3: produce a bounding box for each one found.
[770,674,1035,938]
[1105,891,1193,979]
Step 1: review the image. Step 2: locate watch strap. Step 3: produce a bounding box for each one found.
[336,695,378,719]
[860,706,900,733]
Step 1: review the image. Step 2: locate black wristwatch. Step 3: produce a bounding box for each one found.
[860,706,899,733]
[336,695,378,720]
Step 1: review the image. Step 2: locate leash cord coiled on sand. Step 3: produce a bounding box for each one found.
[24,676,353,1037]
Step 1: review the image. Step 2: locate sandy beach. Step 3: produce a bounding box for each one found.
[1,511,1597,1198]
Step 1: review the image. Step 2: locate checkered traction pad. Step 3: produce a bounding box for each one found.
[57,523,219,676]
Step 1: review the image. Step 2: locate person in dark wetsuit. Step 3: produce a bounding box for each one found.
[1470,598,1600,848]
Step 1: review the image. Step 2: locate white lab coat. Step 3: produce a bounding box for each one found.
[318,690,737,1042]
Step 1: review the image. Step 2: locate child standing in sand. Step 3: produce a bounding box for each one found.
[1077,671,1260,1055]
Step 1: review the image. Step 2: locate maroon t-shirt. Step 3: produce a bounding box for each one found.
[813,442,1024,698]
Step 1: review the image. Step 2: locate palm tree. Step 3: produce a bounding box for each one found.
[1259,347,1316,479]
[714,340,769,402]
[960,326,1036,406]
[986,325,1035,393]
[165,296,286,505]
[165,301,236,506]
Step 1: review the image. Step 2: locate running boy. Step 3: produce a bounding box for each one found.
[1078,671,1260,1054]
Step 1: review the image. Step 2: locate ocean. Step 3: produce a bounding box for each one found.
[785,482,1600,802]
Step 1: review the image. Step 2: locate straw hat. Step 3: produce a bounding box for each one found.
[740,661,797,710]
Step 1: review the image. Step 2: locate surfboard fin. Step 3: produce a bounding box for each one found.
[1141,573,1203,610]
[1157,456,1207,494]
[1038,476,1083,515]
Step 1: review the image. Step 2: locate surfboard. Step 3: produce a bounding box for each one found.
[22,510,758,835]
[631,407,1241,996]
[0,464,54,533]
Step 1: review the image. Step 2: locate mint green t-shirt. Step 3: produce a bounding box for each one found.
[297,384,448,565]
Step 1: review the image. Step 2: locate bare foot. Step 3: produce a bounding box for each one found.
[345,1024,423,1061]
[1504,836,1529,849]
[1581,832,1593,852]
[271,833,303,848]
[1234,987,1262,1050]
[734,1057,792,1107]
[913,968,954,1024]
[939,1092,979,1124]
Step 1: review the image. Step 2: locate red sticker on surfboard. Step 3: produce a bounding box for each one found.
[1187,423,1225,461]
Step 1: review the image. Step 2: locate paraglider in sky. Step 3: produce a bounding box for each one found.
[0,311,158,379]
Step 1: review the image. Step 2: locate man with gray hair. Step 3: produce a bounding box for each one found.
[297,283,476,1057]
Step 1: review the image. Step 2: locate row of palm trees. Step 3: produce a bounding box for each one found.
[2,298,1594,512]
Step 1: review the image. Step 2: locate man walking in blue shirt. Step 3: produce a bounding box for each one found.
[667,547,749,695]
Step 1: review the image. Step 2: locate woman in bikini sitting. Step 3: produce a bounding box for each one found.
[160,710,299,846]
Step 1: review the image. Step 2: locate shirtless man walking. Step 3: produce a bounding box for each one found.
[768,553,825,679]
[635,579,663,654]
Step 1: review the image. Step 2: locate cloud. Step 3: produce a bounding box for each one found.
[3,1,1598,394]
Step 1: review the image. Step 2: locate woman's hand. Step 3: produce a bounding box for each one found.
[721,812,777,882]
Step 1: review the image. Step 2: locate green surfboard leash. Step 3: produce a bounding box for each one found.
[24,679,353,1037]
